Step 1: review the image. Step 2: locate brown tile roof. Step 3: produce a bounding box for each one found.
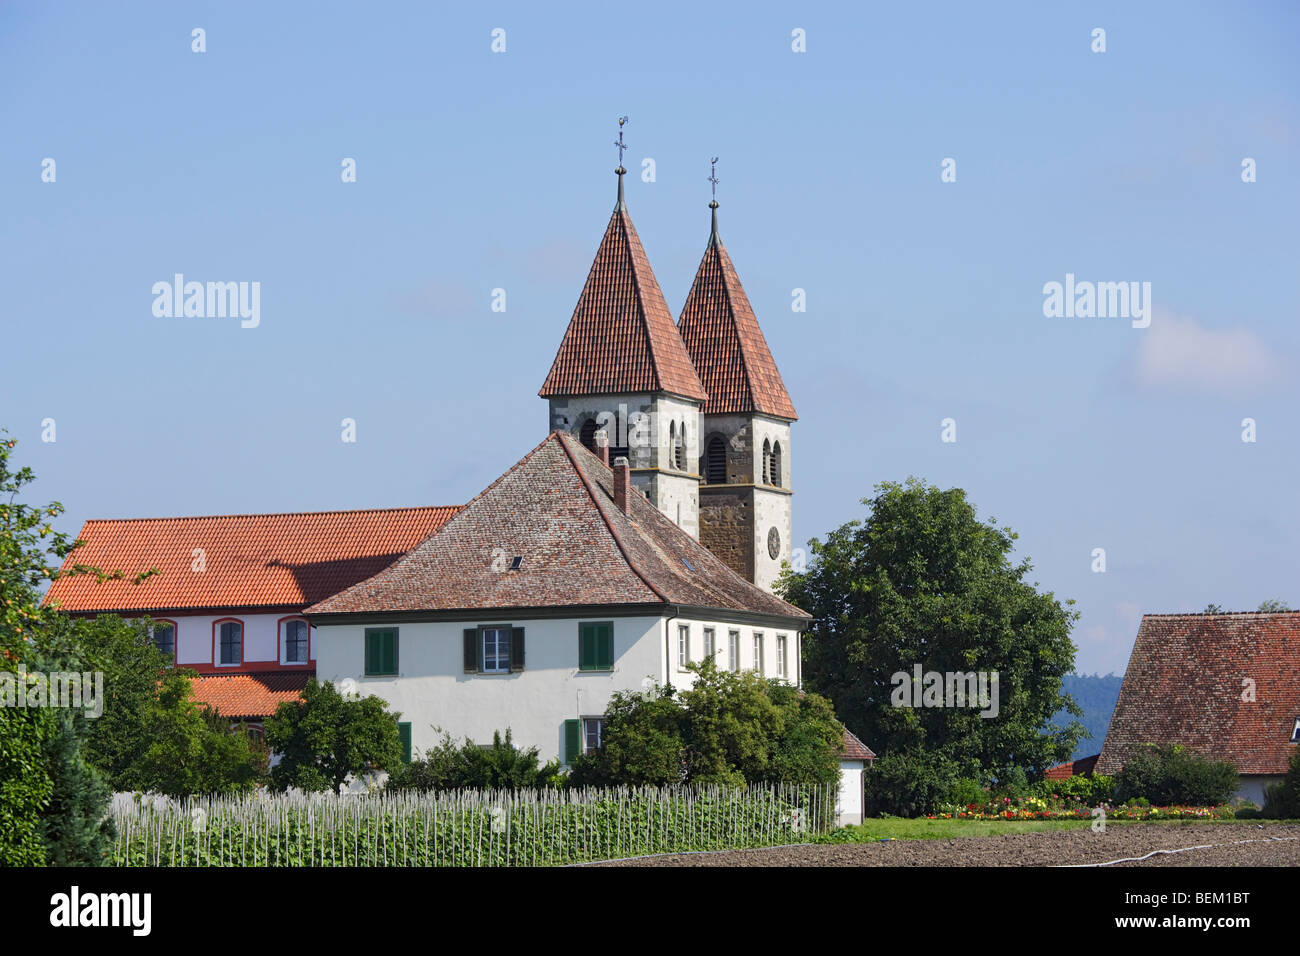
[676,220,797,419]
[1044,754,1099,780]
[44,507,460,613]
[539,199,706,402]
[308,431,810,622]
[842,727,876,761]
[1096,612,1300,776]
[190,671,312,720]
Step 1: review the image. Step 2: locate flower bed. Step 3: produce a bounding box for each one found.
[925,794,1234,822]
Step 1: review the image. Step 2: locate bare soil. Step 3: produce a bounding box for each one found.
[589,823,1300,867]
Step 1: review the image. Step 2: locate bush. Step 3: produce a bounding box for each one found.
[864,752,957,817]
[1114,744,1238,806]
[944,777,987,807]
[387,729,562,791]
[1031,773,1114,806]
[1260,747,1300,819]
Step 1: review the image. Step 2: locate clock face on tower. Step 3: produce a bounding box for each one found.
[767,526,781,560]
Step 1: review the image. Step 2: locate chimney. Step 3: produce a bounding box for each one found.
[596,429,610,467]
[613,456,630,512]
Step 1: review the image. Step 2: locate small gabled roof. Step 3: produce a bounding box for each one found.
[842,727,876,762]
[44,507,461,612]
[191,671,312,720]
[1044,754,1100,780]
[308,431,810,622]
[677,210,797,420]
[1096,612,1300,776]
[539,192,706,402]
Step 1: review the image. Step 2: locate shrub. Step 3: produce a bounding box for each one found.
[387,729,562,791]
[1261,747,1300,819]
[1031,773,1114,806]
[1114,744,1238,806]
[944,777,987,807]
[864,752,957,817]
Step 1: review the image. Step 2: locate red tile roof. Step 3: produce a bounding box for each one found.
[190,671,312,720]
[308,431,810,622]
[1096,612,1300,776]
[1044,754,1099,779]
[677,220,797,420]
[842,727,876,761]
[44,507,460,613]
[539,199,706,402]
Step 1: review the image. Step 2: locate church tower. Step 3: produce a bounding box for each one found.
[677,182,797,591]
[540,126,707,537]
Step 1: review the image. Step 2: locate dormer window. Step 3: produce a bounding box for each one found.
[510,555,523,571]
[1292,716,1300,743]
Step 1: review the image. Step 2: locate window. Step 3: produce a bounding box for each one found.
[677,624,690,668]
[579,418,599,453]
[398,722,412,763]
[771,441,783,488]
[674,421,686,471]
[482,627,511,673]
[703,627,715,659]
[149,621,175,659]
[777,634,787,679]
[579,621,614,671]
[464,626,524,674]
[752,631,764,673]
[728,629,741,673]
[240,722,265,745]
[284,619,309,663]
[706,436,726,484]
[1292,716,1300,744]
[218,621,242,666]
[761,439,772,485]
[583,717,608,754]
[365,628,398,676]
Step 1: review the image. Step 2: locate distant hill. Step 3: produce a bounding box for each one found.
[1048,673,1124,763]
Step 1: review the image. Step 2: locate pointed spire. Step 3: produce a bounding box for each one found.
[677,173,797,420]
[540,121,706,402]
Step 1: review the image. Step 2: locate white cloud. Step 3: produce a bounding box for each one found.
[1136,311,1282,390]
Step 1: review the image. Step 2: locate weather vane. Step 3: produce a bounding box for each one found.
[708,157,719,202]
[615,116,629,167]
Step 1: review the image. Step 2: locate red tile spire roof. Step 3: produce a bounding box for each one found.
[44,506,460,612]
[677,204,797,420]
[1096,612,1300,776]
[308,431,810,621]
[539,173,707,402]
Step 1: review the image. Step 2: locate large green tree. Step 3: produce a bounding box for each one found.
[778,478,1084,787]
[265,679,403,793]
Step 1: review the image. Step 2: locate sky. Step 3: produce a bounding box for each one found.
[2,1,1297,675]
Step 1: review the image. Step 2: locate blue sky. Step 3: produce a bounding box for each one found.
[3,2,1296,675]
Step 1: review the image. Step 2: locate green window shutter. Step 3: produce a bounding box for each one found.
[384,631,397,675]
[564,719,581,764]
[365,631,378,675]
[398,722,412,763]
[463,629,478,673]
[510,627,525,672]
[597,624,613,670]
[578,624,592,670]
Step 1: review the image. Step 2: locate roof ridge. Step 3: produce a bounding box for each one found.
[619,208,664,395]
[553,431,671,603]
[77,505,459,524]
[713,240,758,411]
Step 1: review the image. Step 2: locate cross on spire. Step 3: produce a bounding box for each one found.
[614,116,629,209]
[708,157,720,242]
[708,157,720,201]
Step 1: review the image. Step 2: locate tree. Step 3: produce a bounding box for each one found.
[130,668,267,797]
[778,478,1084,801]
[388,729,562,791]
[266,679,403,793]
[568,657,843,789]
[1257,599,1292,613]
[1203,603,1224,614]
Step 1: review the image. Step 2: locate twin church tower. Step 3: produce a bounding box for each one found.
[540,142,797,591]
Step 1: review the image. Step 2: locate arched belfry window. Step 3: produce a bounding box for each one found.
[579,419,599,454]
[762,439,772,485]
[706,436,726,485]
[674,421,686,471]
[771,441,783,488]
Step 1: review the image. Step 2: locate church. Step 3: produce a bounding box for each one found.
[46,147,874,819]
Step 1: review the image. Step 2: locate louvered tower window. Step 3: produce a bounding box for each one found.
[706,436,726,484]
